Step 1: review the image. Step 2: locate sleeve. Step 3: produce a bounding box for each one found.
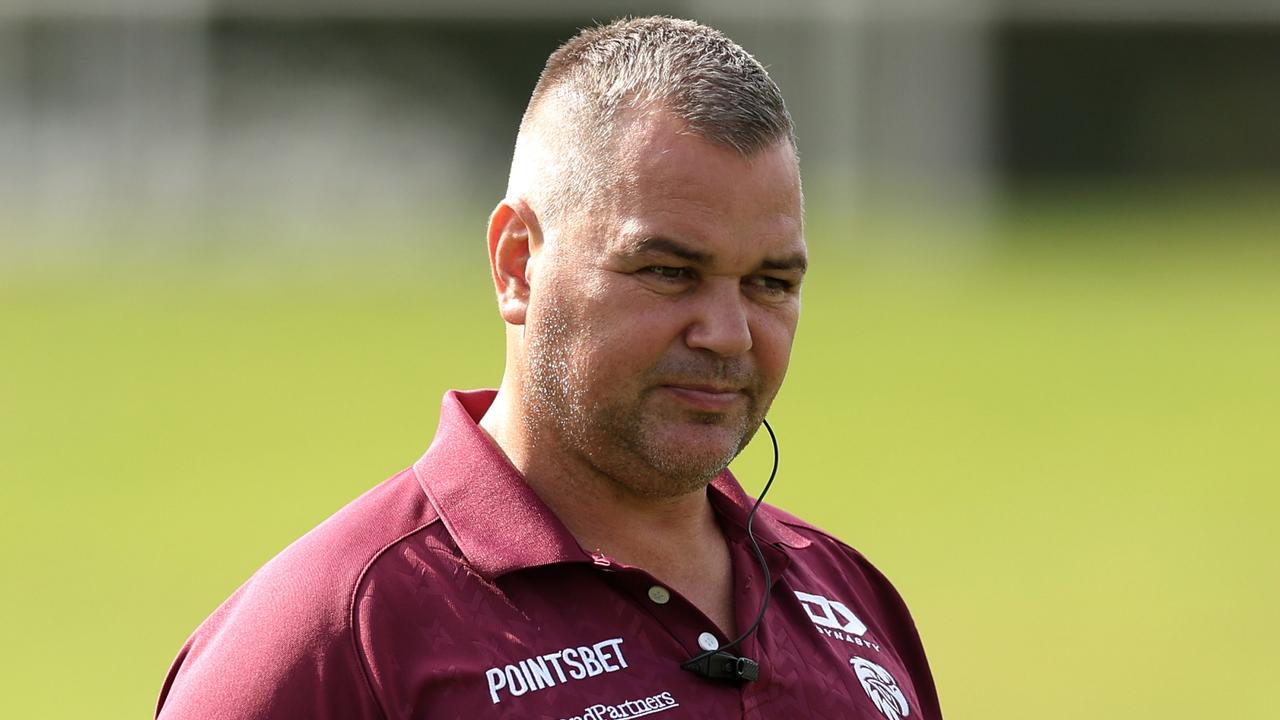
[155,572,386,720]
[775,506,945,720]
[856,551,944,720]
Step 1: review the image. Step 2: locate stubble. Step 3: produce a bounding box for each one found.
[523,301,766,499]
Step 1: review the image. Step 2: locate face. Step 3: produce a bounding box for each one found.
[522,112,806,498]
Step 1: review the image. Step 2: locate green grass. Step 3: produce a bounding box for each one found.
[2,198,1277,719]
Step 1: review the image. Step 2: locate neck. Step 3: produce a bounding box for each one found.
[480,383,736,633]
[479,384,722,565]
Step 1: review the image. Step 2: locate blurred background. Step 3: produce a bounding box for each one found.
[1,1,1277,718]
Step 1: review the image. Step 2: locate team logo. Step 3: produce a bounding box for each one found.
[794,591,868,635]
[850,656,910,720]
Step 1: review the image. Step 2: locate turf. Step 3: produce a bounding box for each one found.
[2,196,1277,718]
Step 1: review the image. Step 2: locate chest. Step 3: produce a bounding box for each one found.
[356,556,928,720]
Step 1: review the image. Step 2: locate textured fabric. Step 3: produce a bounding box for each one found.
[157,389,941,720]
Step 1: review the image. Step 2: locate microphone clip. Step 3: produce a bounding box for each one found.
[681,651,760,683]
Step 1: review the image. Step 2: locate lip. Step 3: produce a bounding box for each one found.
[659,384,746,412]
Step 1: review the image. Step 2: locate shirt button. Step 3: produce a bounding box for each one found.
[697,632,720,652]
[647,586,671,604]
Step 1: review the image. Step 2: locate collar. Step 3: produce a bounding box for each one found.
[414,389,808,581]
[709,471,810,553]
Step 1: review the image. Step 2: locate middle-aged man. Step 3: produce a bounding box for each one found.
[157,16,941,720]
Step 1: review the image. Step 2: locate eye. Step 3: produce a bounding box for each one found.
[643,266,694,281]
[745,275,796,294]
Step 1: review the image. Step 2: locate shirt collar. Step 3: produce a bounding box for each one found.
[708,472,810,553]
[414,389,807,581]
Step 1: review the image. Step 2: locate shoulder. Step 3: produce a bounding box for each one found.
[759,503,943,718]
[225,466,446,627]
[761,502,875,566]
[157,467,447,720]
[760,502,916,611]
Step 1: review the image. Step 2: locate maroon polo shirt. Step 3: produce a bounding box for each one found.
[157,390,941,720]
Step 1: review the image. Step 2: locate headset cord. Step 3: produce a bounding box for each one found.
[681,417,779,671]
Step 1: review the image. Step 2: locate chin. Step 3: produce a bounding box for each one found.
[640,423,744,482]
[617,459,722,499]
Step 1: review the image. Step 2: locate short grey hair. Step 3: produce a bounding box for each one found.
[507,16,796,224]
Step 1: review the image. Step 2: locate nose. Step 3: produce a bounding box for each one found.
[684,279,753,357]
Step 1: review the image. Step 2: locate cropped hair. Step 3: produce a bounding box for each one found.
[508,16,796,222]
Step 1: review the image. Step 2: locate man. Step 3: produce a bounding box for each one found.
[157,17,940,720]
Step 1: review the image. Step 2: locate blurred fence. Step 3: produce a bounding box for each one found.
[1,0,1278,252]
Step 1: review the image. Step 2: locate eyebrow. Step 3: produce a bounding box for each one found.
[626,236,808,274]
[628,236,711,264]
[761,254,808,273]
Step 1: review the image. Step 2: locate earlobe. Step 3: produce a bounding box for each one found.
[487,198,541,325]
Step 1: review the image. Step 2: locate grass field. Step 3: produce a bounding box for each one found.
[2,194,1278,718]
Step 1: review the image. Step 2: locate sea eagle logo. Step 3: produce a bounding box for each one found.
[850,656,910,720]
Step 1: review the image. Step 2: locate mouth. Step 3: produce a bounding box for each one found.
[658,383,747,412]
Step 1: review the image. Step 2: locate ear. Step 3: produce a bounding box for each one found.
[487,197,542,325]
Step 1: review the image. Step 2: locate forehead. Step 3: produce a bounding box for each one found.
[595,112,804,263]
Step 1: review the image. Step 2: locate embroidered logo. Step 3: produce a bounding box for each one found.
[850,656,910,720]
[794,591,868,634]
[485,638,627,704]
[794,590,881,651]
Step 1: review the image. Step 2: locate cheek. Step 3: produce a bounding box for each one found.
[592,318,669,370]
[752,313,798,379]
[532,294,648,373]
[578,279,681,349]
[528,263,605,335]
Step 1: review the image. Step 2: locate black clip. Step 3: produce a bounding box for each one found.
[681,651,760,683]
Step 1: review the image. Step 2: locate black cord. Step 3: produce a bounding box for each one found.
[680,417,778,672]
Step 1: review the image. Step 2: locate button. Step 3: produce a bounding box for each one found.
[647,586,671,604]
[697,632,720,652]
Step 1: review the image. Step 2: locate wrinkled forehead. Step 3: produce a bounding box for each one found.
[615,106,798,178]
[533,104,804,269]
[605,113,802,242]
